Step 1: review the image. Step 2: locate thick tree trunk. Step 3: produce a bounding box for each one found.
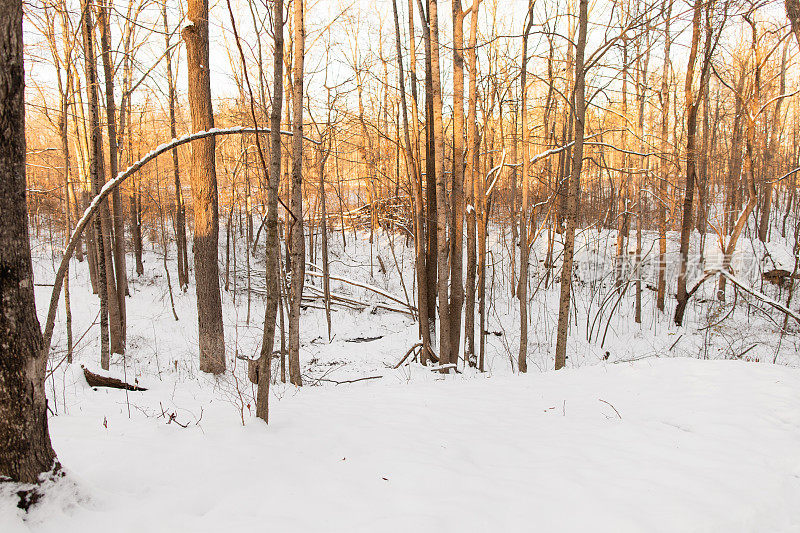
[0,0,59,484]
[183,0,226,374]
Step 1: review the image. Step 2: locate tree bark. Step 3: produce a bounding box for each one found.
[0,0,59,484]
[428,0,450,369]
[448,1,466,366]
[183,0,226,374]
[554,0,588,371]
[164,0,189,290]
[464,0,480,367]
[97,0,128,341]
[656,0,672,312]
[288,0,305,386]
[82,0,122,364]
[675,0,715,326]
[518,1,534,373]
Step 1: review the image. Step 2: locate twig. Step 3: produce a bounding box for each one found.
[598,399,622,419]
[317,375,383,385]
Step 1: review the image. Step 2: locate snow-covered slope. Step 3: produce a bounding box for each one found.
[4,358,800,532]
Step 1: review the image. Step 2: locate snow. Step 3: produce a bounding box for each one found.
[4,359,800,532]
[6,223,800,531]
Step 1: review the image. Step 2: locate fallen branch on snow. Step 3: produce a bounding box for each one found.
[82,366,147,391]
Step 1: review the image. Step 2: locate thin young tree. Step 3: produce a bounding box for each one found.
[656,0,672,312]
[518,0,534,374]
[288,0,305,386]
[96,0,127,340]
[81,0,123,366]
[163,0,189,290]
[555,0,588,371]
[675,0,718,326]
[449,0,467,365]
[464,0,481,367]
[428,0,450,368]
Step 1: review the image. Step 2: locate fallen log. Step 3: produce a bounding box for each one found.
[345,335,384,343]
[82,365,147,391]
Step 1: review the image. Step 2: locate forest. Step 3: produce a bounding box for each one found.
[2,0,800,530]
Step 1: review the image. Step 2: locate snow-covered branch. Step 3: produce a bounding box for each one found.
[42,126,320,356]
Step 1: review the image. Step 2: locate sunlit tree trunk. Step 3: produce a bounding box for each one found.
[288,0,305,386]
[183,0,226,374]
[518,1,534,374]
[464,0,480,367]
[163,0,189,290]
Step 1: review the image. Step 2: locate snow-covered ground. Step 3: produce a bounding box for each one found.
[4,224,800,531]
[4,359,800,532]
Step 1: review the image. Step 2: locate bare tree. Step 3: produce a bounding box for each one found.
[656,0,672,312]
[464,0,481,367]
[0,0,59,484]
[81,0,123,366]
[183,0,225,374]
[96,0,127,343]
[288,0,305,386]
[164,0,189,290]
[555,0,588,371]
[449,0,467,365]
[428,0,450,368]
[518,0,534,374]
[675,0,719,326]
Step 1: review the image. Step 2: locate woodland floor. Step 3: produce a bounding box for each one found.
[3,227,800,531]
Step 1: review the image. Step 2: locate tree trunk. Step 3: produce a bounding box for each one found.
[183,0,225,374]
[164,0,189,290]
[428,0,450,369]
[82,0,122,364]
[97,0,128,342]
[288,0,305,386]
[448,1,466,367]
[0,0,59,484]
[416,0,438,355]
[464,0,480,368]
[255,0,285,420]
[675,0,714,326]
[656,0,672,312]
[554,0,587,371]
[518,1,534,373]
[394,0,430,360]
[758,43,787,242]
